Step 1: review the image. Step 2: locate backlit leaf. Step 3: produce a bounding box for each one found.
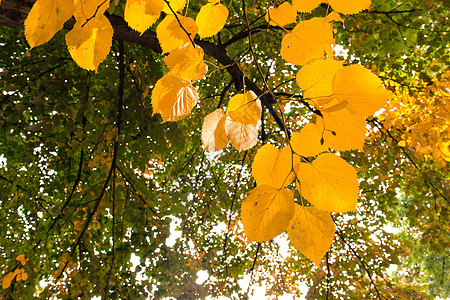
[65,15,113,71]
[224,118,258,151]
[292,0,321,13]
[196,2,229,38]
[201,109,228,151]
[287,204,335,266]
[332,65,391,117]
[24,0,75,48]
[163,0,186,13]
[252,144,293,188]
[151,74,199,122]
[124,0,162,33]
[280,18,334,65]
[156,14,198,53]
[241,185,295,242]
[163,44,208,81]
[227,91,261,125]
[328,0,372,14]
[291,123,328,157]
[1,272,14,289]
[265,2,297,27]
[296,153,358,212]
[73,0,108,22]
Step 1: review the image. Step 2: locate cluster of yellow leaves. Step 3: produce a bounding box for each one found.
[378,72,450,167]
[2,255,28,289]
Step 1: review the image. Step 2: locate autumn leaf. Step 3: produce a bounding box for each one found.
[296,153,359,212]
[151,74,199,122]
[328,0,372,14]
[292,0,321,13]
[65,15,113,71]
[241,185,295,242]
[124,0,162,34]
[73,0,108,22]
[265,2,298,27]
[16,254,26,266]
[290,123,328,157]
[24,0,75,48]
[201,108,228,151]
[287,204,335,266]
[224,118,258,151]
[1,272,15,289]
[163,44,208,81]
[196,2,229,38]
[280,18,334,65]
[227,91,261,125]
[156,14,198,53]
[252,144,294,188]
[163,0,186,13]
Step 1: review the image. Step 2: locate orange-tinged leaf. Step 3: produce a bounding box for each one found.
[328,0,371,14]
[156,14,198,53]
[297,58,343,106]
[20,272,28,281]
[16,254,26,266]
[201,109,228,151]
[73,0,108,22]
[280,18,334,65]
[163,0,186,13]
[265,2,297,27]
[224,118,258,151]
[296,153,358,212]
[65,15,113,71]
[227,91,261,125]
[325,11,344,23]
[332,65,390,117]
[24,0,75,48]
[292,0,321,13]
[124,0,162,34]
[316,108,366,151]
[163,44,207,81]
[241,185,295,242]
[196,2,229,38]
[151,74,199,122]
[2,272,15,289]
[287,204,335,266]
[252,144,294,188]
[291,123,328,157]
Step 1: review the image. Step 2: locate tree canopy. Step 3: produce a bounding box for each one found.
[0,0,448,298]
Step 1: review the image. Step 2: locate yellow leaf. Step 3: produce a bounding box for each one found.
[227,91,261,125]
[163,0,186,13]
[224,118,258,151]
[124,0,162,34]
[163,44,208,81]
[252,144,294,188]
[297,58,343,107]
[241,185,295,242]
[156,14,198,53]
[291,123,328,157]
[280,18,334,65]
[332,65,390,117]
[2,272,15,289]
[73,0,108,22]
[325,11,344,23]
[292,0,321,13]
[196,2,229,38]
[20,272,28,281]
[16,254,26,266]
[201,108,229,151]
[316,108,366,151]
[24,0,75,48]
[398,140,406,147]
[328,0,371,14]
[265,2,297,27]
[65,15,113,71]
[287,204,335,266]
[151,74,199,122]
[296,153,358,212]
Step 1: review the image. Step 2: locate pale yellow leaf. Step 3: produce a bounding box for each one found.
[124,0,162,34]
[329,0,371,14]
[241,185,295,242]
[252,144,294,188]
[296,153,358,212]
[24,0,75,48]
[332,64,391,117]
[196,3,229,38]
[291,123,328,157]
[227,91,261,125]
[280,18,334,65]
[65,15,113,71]
[163,0,186,13]
[224,118,258,151]
[201,108,229,151]
[265,2,297,27]
[156,14,198,53]
[151,74,199,122]
[292,0,321,13]
[316,108,366,151]
[163,44,208,81]
[287,204,335,266]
